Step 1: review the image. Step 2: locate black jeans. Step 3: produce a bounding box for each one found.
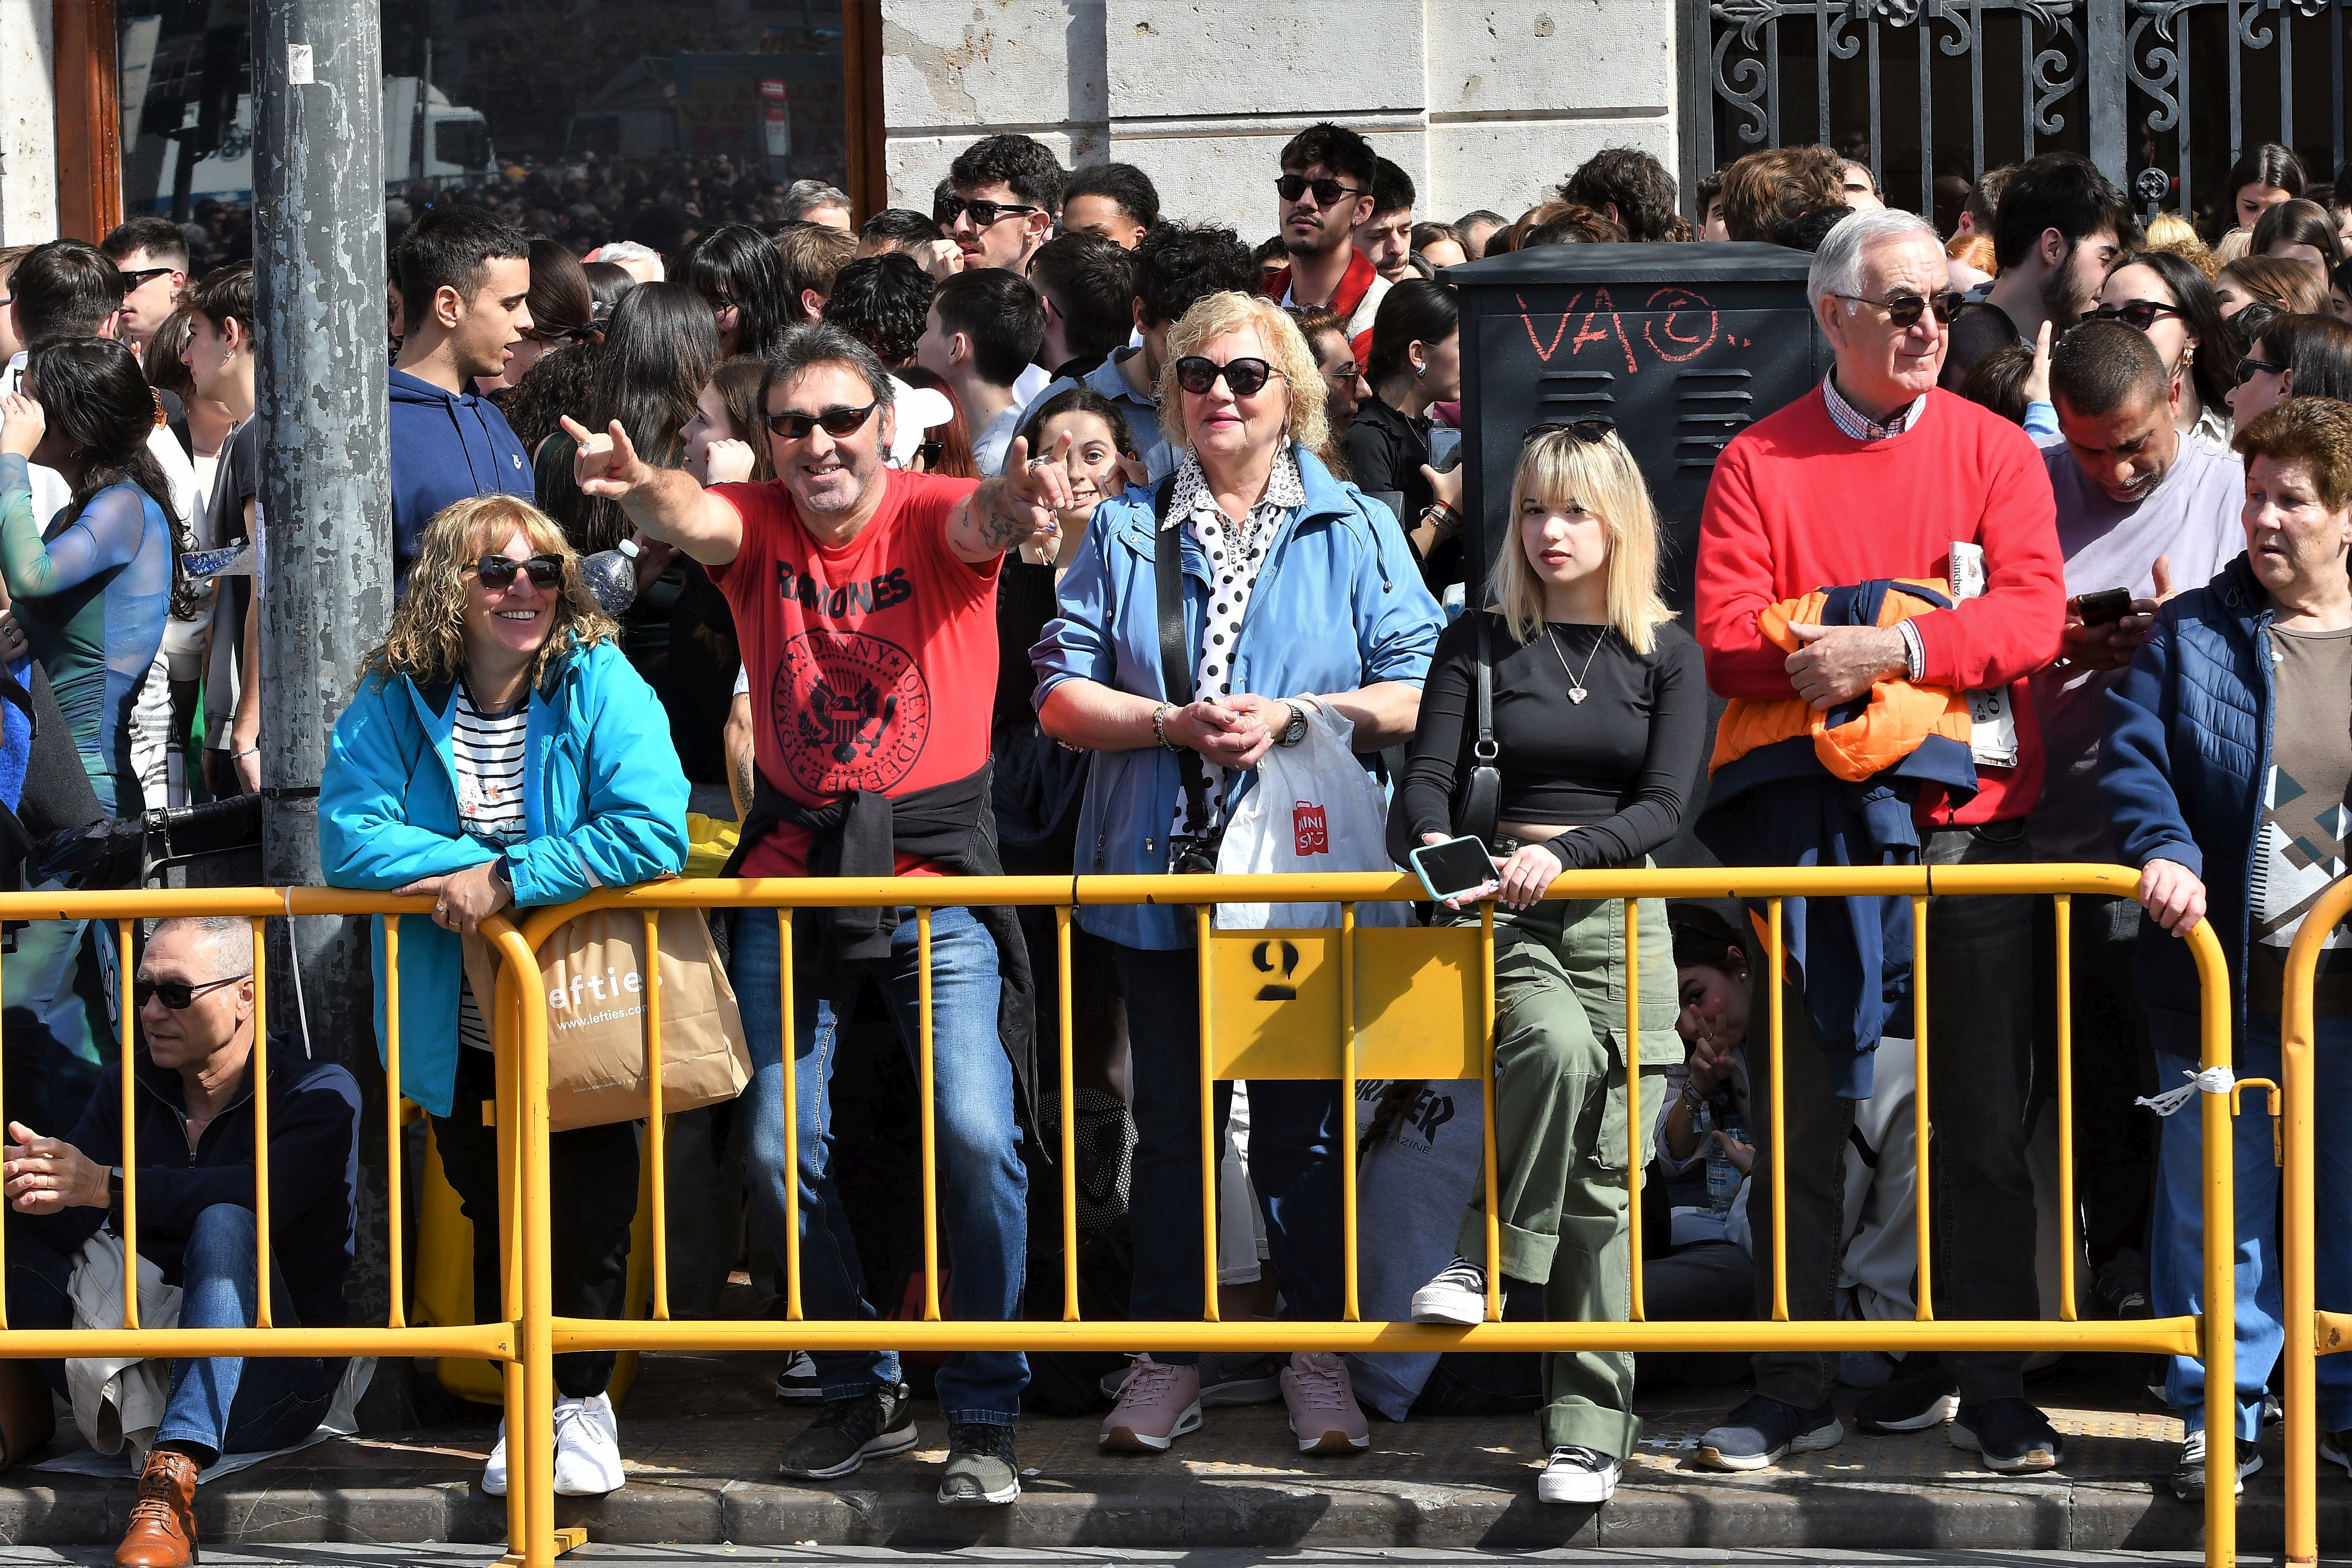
[1746,818,2039,1409]
[2034,892,2158,1266]
[431,1047,641,1398]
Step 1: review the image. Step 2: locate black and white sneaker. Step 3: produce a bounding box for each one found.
[2170,1428,2260,1500]
[2322,1428,2352,1477]
[1695,1394,1843,1471]
[776,1382,917,1481]
[1949,1398,2064,1474]
[1410,1257,1489,1326]
[774,1351,823,1404]
[1536,1444,1622,1504]
[1855,1358,1960,1433]
[938,1421,1020,1507]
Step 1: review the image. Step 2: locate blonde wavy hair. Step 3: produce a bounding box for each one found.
[1154,291,1334,466]
[359,494,616,693]
[1489,426,1675,656]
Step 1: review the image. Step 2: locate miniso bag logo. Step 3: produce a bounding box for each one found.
[548,962,652,1030]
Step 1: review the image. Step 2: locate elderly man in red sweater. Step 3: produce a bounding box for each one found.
[1691,207,2066,1475]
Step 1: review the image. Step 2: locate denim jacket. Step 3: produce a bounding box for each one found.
[320,638,690,1116]
[1031,445,1441,950]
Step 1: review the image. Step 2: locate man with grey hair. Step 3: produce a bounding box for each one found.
[1,915,360,1566]
[785,180,854,231]
[1693,204,2067,1475]
[567,323,1075,1507]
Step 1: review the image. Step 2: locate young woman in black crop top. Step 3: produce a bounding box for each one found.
[1394,421,1704,1507]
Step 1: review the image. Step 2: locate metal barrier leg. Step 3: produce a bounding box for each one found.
[2192,926,2236,1568]
[2285,929,2321,1566]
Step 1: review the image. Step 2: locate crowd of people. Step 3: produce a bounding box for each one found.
[1,118,2350,1564]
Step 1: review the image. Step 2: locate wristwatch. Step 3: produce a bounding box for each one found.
[106,1165,123,1212]
[1274,701,1309,748]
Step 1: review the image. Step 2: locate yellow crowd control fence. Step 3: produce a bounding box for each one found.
[0,871,2246,1568]
[2279,874,2352,1567]
[500,864,2241,1568]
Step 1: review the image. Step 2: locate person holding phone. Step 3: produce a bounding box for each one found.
[1388,420,1704,1506]
[1340,280,1462,593]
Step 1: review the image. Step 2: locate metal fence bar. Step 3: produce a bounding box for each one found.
[917,907,939,1322]
[2229,0,2245,169]
[1196,905,1220,1323]
[1480,902,1501,1323]
[1056,907,1080,1321]
[249,917,272,1328]
[493,914,561,1568]
[1340,902,1360,1323]
[118,920,137,1331]
[385,916,404,1331]
[2056,895,2078,1322]
[643,910,669,1322]
[1912,893,1933,1321]
[1624,898,1644,1322]
[1767,896,1788,1322]
[2278,0,2293,146]
[781,909,800,1322]
[1917,7,1935,217]
[1868,16,1885,177]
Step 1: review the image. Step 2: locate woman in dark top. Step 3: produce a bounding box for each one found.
[1394,421,1704,1509]
[1341,280,1462,591]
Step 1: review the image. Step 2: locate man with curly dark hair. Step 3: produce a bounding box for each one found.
[1561,147,1681,243]
[821,252,934,369]
[943,133,1065,273]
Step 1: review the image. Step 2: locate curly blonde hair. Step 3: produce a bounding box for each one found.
[360,494,616,693]
[1154,291,1334,467]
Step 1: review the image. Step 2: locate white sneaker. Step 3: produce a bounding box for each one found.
[482,1421,508,1497]
[553,1393,625,1496]
[1537,1444,1623,1505]
[1410,1256,1489,1326]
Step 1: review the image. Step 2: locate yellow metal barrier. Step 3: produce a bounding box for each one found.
[504,864,2242,1568]
[2278,874,2352,1566]
[0,890,541,1565]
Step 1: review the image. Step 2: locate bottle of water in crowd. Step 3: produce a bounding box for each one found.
[579,537,641,617]
[1706,1108,1746,1213]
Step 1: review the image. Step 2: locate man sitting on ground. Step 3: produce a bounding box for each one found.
[2,916,361,1568]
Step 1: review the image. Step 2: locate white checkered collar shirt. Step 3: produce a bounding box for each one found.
[1822,371,1929,442]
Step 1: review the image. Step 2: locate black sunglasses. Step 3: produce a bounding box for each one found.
[1524,416,1619,445]
[2087,299,2186,332]
[2238,355,2287,384]
[766,401,878,441]
[469,553,564,591]
[934,196,1039,228]
[1829,289,1964,327]
[1275,173,1363,207]
[915,437,945,468]
[1175,356,1281,397]
[117,265,174,292]
[135,974,248,1011]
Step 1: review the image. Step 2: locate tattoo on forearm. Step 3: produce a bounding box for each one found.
[972,481,1029,549]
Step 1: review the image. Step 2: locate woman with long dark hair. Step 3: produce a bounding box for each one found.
[504,238,597,391]
[2093,249,2241,446]
[0,338,180,816]
[1342,279,1462,591]
[2230,312,2352,424]
[676,223,798,361]
[2252,198,2347,277]
[541,281,719,555]
[2225,142,2306,234]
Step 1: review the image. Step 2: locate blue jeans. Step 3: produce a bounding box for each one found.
[6,1204,338,1459]
[733,904,1028,1424]
[1115,943,1345,1364]
[2152,1007,2352,1437]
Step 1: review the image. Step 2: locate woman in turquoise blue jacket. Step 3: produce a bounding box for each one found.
[321,493,687,1502]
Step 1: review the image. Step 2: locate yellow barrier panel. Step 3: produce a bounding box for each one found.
[2279,874,2352,1566]
[508,865,2240,1568]
[0,891,536,1564]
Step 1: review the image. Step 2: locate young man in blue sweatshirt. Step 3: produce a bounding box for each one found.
[389,207,536,588]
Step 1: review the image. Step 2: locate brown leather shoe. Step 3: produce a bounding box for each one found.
[114,1447,198,1566]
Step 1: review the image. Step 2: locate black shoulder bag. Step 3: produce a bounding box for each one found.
[1455,614,1502,847]
[1153,478,1221,874]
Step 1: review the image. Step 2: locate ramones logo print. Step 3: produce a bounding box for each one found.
[772,629,930,795]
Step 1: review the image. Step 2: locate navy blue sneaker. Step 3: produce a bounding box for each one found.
[1949,1398,2063,1473]
[1695,1394,1843,1471]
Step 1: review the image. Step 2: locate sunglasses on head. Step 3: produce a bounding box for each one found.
[469,553,564,591]
[765,400,878,440]
[1524,416,1619,445]
[1275,173,1363,207]
[2087,299,2186,331]
[2238,355,2287,384]
[934,196,1039,228]
[117,265,174,292]
[1829,289,1964,327]
[1175,356,1282,397]
[135,974,248,1011]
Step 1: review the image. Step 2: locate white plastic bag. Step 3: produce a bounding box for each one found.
[1215,697,1412,930]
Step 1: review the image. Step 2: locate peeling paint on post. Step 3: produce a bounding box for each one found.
[253,0,401,1416]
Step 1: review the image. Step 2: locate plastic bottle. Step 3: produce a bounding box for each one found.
[1706,1107,1745,1212]
[579,537,641,617]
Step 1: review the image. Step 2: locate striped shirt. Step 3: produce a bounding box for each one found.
[453,684,528,1053]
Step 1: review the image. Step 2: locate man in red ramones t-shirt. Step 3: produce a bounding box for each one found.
[1689,208,2066,1479]
[565,324,1073,1507]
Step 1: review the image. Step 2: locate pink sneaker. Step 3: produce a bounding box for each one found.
[1099,1354,1203,1452]
[1281,1351,1370,1454]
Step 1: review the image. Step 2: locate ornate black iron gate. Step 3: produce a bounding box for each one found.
[1677,1,2350,228]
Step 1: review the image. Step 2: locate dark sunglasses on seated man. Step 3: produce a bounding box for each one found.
[468,553,564,591]
[764,400,879,441]
[1174,356,1284,397]
[135,974,248,1011]
[1827,289,1964,327]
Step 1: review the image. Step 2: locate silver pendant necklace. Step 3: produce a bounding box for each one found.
[1548,624,1606,704]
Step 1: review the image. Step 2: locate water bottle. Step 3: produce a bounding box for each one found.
[1706,1108,1745,1212]
[579,537,641,617]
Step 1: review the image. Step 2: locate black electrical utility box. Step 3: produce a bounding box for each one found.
[1445,241,1833,612]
